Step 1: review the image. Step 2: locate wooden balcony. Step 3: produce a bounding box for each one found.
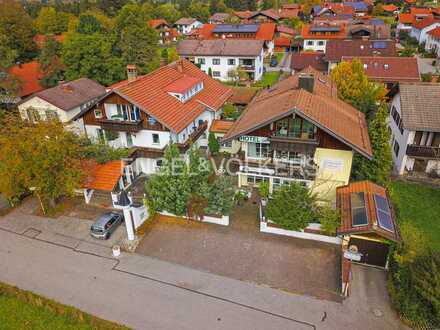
[177,121,208,152]
[406,144,440,158]
[97,119,144,132]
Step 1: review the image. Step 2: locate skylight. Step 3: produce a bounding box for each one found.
[351,192,369,227]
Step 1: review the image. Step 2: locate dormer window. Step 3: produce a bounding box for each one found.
[165,75,204,103]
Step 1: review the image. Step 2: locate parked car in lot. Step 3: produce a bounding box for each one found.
[90,212,124,240]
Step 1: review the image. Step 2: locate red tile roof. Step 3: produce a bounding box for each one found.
[34,34,66,48]
[399,13,415,24]
[234,10,255,19]
[229,87,258,105]
[224,67,372,158]
[428,26,440,38]
[210,119,234,133]
[8,61,44,97]
[336,181,400,241]
[291,52,328,72]
[110,60,232,133]
[410,7,432,15]
[255,23,276,41]
[412,16,439,30]
[148,19,169,29]
[164,75,201,94]
[81,160,123,191]
[276,25,296,36]
[342,56,420,83]
[382,4,398,12]
[274,37,291,47]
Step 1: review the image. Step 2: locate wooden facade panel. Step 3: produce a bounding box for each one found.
[317,129,351,151]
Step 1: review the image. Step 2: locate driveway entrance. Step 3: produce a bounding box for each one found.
[136,197,342,301]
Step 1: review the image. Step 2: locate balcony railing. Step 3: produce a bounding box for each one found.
[406,144,440,158]
[271,132,319,144]
[177,121,208,152]
[239,64,255,71]
[97,118,144,132]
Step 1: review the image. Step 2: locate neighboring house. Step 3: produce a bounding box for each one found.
[34,33,66,48]
[342,2,369,16]
[209,13,230,24]
[18,78,106,133]
[409,16,440,43]
[325,40,396,71]
[222,67,372,202]
[148,19,178,44]
[347,22,391,39]
[7,61,44,103]
[397,13,416,34]
[341,56,420,88]
[302,23,347,52]
[210,119,241,154]
[73,60,232,175]
[195,23,276,56]
[247,9,280,23]
[382,4,399,15]
[177,39,265,82]
[388,83,440,176]
[312,4,355,18]
[279,4,302,19]
[174,18,203,35]
[290,52,328,73]
[274,37,291,52]
[425,27,440,57]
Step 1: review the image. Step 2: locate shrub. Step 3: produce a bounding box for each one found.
[81,140,131,164]
[316,205,340,236]
[388,223,440,327]
[265,182,316,231]
[208,132,220,155]
[258,181,270,199]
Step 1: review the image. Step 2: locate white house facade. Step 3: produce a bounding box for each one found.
[388,83,440,176]
[177,39,265,82]
[74,60,232,175]
[425,27,440,57]
[175,18,203,35]
[18,78,106,134]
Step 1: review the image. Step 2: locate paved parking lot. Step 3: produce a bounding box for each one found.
[137,198,342,301]
[0,197,125,254]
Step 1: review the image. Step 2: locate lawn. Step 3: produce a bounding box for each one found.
[0,282,128,330]
[275,52,284,64]
[253,71,281,88]
[389,180,440,250]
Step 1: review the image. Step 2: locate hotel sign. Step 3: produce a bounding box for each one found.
[239,136,269,144]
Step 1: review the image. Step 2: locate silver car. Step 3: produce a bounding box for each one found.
[90,212,124,240]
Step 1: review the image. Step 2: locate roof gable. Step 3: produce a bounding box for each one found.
[92,60,232,133]
[224,68,372,158]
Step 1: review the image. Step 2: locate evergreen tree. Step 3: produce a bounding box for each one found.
[265,182,316,230]
[208,132,220,154]
[205,176,235,215]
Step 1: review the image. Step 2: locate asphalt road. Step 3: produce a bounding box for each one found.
[0,228,314,330]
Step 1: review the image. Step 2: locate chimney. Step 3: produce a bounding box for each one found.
[298,73,315,93]
[126,64,137,82]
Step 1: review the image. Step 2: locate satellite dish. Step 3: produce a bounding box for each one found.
[349,245,359,254]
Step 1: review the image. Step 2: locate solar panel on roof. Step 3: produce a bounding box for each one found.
[373,41,387,49]
[374,194,395,232]
[213,24,259,34]
[351,192,369,227]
